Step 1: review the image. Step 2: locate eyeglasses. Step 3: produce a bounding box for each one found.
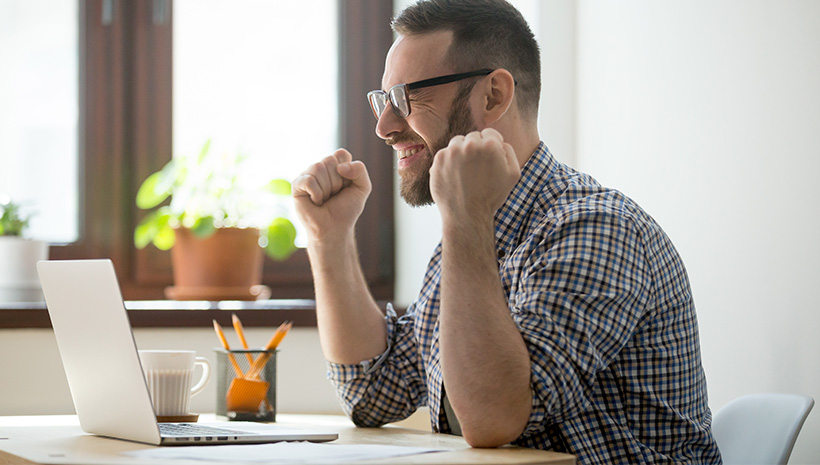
[367,69,494,120]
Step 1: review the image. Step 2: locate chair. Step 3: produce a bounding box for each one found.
[711,393,814,465]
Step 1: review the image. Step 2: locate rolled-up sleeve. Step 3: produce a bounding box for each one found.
[508,209,652,438]
[326,303,428,427]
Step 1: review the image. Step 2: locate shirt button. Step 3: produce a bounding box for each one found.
[497,249,506,259]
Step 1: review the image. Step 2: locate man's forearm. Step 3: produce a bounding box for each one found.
[308,234,388,365]
[439,218,532,447]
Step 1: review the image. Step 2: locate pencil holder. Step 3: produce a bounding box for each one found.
[214,348,277,422]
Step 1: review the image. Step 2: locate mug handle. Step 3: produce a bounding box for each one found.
[191,357,211,396]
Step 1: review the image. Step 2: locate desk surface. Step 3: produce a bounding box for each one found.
[0,414,574,465]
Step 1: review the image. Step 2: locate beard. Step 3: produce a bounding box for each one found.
[398,87,477,207]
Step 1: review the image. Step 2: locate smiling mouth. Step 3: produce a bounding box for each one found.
[394,144,425,161]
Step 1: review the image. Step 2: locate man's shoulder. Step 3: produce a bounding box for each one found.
[516,146,669,246]
[529,163,666,243]
[536,161,627,218]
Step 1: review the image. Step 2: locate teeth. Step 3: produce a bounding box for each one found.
[397,147,421,159]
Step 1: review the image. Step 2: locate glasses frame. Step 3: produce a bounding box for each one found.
[367,68,494,120]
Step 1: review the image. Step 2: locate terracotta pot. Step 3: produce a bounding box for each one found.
[165,227,270,301]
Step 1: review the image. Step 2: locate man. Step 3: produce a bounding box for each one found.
[292,0,722,463]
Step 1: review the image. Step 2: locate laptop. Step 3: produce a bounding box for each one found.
[37,259,338,446]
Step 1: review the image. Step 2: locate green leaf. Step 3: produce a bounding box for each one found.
[190,216,216,238]
[153,223,176,250]
[0,201,29,236]
[265,179,292,196]
[196,139,212,164]
[134,207,174,249]
[134,219,155,249]
[264,217,297,261]
[136,171,171,209]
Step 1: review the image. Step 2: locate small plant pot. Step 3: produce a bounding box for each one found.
[0,237,49,302]
[165,227,270,301]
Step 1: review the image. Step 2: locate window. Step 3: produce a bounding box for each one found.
[0,0,79,244]
[173,1,338,186]
[173,1,339,247]
[48,0,395,301]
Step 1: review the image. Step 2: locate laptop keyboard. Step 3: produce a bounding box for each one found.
[159,423,256,437]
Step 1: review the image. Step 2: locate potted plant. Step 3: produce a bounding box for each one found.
[134,140,297,301]
[0,196,49,302]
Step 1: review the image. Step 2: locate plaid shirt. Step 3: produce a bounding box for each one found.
[328,143,722,464]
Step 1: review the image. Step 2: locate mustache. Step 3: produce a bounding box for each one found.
[385,134,426,147]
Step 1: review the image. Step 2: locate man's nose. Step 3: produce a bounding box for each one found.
[375,105,406,140]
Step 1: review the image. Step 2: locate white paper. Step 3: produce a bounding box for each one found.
[124,442,445,464]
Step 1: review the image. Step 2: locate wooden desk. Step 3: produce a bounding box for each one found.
[0,414,574,465]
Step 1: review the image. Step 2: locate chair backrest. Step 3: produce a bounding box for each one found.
[712,393,814,465]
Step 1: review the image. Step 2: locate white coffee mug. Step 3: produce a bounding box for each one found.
[138,350,210,416]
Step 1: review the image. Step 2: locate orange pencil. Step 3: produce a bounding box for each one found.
[232,314,273,411]
[246,321,292,378]
[263,321,292,351]
[212,319,244,377]
[231,313,255,366]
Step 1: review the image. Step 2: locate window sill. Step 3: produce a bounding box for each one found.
[0,300,322,329]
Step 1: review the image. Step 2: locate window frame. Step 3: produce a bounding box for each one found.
[48,0,395,303]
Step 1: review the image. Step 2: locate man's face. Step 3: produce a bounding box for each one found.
[375,31,478,207]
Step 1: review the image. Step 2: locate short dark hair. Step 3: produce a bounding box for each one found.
[392,0,541,120]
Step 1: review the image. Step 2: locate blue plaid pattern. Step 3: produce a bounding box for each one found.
[327,143,722,464]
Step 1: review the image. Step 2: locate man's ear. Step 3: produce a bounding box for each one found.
[474,69,516,126]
